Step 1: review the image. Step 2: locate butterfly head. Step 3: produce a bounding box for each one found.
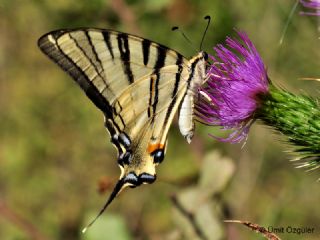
[201,51,209,73]
[200,51,208,61]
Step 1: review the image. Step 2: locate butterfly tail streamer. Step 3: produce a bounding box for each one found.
[82,178,125,233]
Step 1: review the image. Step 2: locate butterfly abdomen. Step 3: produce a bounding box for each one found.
[178,51,208,143]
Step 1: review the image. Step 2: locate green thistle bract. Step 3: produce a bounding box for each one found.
[258,86,320,170]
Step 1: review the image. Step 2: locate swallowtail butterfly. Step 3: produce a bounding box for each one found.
[38,18,210,230]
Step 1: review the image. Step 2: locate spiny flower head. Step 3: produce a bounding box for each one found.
[196,31,269,142]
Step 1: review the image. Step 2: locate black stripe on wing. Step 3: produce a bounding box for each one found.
[142,39,151,66]
[102,31,115,60]
[150,46,167,122]
[117,33,134,84]
[68,32,107,86]
[84,31,106,81]
[163,54,183,127]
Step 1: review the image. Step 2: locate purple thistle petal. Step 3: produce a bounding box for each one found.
[300,0,320,16]
[195,30,269,143]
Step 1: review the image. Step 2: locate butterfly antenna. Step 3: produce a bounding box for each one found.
[82,178,125,233]
[171,26,196,50]
[200,15,211,51]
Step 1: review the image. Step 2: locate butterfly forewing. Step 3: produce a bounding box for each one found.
[37,28,191,174]
[38,28,207,226]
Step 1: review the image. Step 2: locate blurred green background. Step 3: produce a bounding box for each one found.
[0,0,319,239]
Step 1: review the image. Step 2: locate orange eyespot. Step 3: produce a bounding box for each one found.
[147,143,164,154]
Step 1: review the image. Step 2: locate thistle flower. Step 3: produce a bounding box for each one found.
[196,31,269,143]
[300,0,320,16]
[196,30,320,170]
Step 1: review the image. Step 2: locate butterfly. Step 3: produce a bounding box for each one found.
[38,17,210,230]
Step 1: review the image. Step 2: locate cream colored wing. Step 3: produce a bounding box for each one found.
[37,28,190,180]
[38,28,209,230]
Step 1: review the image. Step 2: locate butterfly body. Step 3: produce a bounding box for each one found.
[38,28,208,221]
